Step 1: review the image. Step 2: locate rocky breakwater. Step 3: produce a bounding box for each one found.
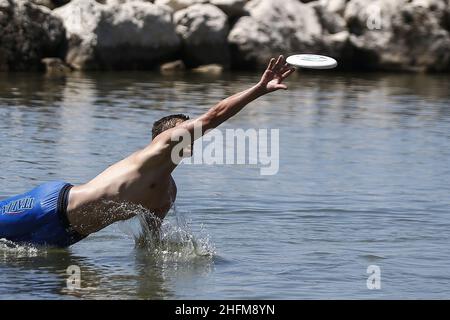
[0,0,449,72]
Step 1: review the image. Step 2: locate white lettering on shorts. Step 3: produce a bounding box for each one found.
[1,197,35,215]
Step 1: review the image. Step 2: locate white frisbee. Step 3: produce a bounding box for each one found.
[286,54,337,69]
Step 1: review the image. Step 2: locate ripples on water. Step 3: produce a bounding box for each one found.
[0,204,215,299]
[0,71,449,299]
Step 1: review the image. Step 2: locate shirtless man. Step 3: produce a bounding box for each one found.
[0,55,295,247]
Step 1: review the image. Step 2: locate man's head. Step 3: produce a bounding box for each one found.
[152,114,190,140]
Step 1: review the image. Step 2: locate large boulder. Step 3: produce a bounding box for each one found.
[344,0,450,71]
[53,0,181,70]
[174,3,230,67]
[227,0,323,68]
[0,0,66,71]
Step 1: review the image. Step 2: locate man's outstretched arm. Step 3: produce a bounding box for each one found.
[178,55,294,135]
[144,55,295,163]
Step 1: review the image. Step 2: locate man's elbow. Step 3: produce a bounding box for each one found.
[135,140,170,166]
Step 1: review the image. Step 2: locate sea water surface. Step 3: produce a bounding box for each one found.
[0,70,449,299]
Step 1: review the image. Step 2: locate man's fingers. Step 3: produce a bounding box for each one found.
[279,63,291,74]
[268,58,276,70]
[273,55,284,71]
[276,55,284,65]
[281,68,295,79]
[268,55,288,72]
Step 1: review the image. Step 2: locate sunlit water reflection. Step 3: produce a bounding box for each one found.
[0,70,449,299]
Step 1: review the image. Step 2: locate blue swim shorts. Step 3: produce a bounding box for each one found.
[0,181,85,247]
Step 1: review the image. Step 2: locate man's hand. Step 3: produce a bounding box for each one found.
[258,55,296,93]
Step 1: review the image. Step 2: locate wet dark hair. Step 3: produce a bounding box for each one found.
[152,114,190,139]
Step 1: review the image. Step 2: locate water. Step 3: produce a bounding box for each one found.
[0,70,449,299]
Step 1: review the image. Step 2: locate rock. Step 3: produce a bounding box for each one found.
[53,0,103,69]
[105,0,152,4]
[30,0,70,10]
[209,0,248,18]
[174,4,230,67]
[312,1,347,34]
[154,0,208,11]
[318,0,348,15]
[160,59,186,73]
[410,0,447,12]
[53,0,71,6]
[228,0,323,68]
[344,0,450,71]
[191,64,223,74]
[155,0,248,17]
[344,0,401,34]
[320,31,350,59]
[31,0,55,9]
[54,0,181,70]
[41,57,72,77]
[0,0,66,71]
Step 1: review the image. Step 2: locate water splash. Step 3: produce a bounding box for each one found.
[0,238,41,259]
[117,203,216,262]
